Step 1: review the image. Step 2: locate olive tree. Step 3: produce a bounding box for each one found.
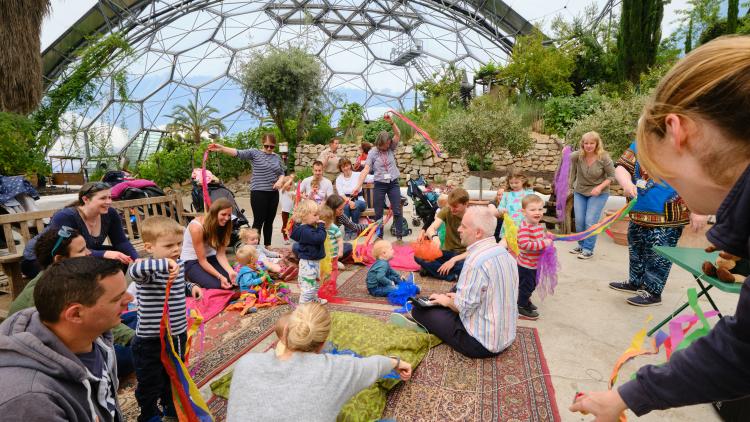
[238,46,325,161]
[437,95,533,197]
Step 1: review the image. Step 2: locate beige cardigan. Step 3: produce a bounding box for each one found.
[569,150,615,196]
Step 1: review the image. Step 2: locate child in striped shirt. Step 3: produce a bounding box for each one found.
[128,216,202,421]
[516,194,553,320]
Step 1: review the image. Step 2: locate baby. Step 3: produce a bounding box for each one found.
[239,227,282,273]
[234,245,269,290]
[366,239,409,297]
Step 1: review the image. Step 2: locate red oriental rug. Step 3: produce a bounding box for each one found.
[336,267,456,304]
[205,306,559,422]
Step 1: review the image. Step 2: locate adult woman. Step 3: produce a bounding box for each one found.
[181,198,236,289]
[352,114,403,235]
[20,181,137,277]
[352,141,371,172]
[208,134,285,246]
[335,158,367,229]
[325,194,367,261]
[226,303,412,421]
[568,131,615,259]
[571,37,750,420]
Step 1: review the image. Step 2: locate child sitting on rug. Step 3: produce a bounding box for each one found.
[319,205,345,270]
[128,216,203,422]
[239,227,282,272]
[516,194,553,321]
[367,239,411,297]
[234,245,267,290]
[290,200,328,304]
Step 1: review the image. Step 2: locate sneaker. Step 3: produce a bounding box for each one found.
[578,251,594,260]
[570,247,583,255]
[626,290,662,307]
[284,238,291,245]
[518,306,539,320]
[318,298,328,305]
[337,261,345,271]
[527,301,538,311]
[608,281,639,293]
[388,313,426,333]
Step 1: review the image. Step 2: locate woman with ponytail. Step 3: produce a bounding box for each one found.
[226,303,413,421]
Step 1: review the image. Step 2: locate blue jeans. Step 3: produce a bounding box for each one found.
[573,192,610,253]
[414,249,463,281]
[373,180,402,234]
[343,199,367,227]
[369,284,397,297]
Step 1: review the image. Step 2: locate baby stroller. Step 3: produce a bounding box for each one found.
[407,174,439,229]
[191,180,250,247]
[388,197,412,241]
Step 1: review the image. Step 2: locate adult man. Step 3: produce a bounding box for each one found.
[299,160,334,204]
[0,257,132,421]
[394,206,518,358]
[415,188,470,281]
[317,138,341,181]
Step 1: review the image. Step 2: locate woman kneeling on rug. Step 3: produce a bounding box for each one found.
[226,303,412,421]
[181,198,237,289]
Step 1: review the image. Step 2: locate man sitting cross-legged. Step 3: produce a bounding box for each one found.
[0,257,132,421]
[392,206,519,358]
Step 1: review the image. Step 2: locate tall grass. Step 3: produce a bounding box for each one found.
[513,95,545,132]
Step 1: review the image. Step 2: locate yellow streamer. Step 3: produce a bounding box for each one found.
[502,214,520,256]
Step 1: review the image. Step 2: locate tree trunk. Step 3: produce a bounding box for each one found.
[685,17,693,53]
[0,0,51,114]
[728,0,739,33]
[617,0,664,84]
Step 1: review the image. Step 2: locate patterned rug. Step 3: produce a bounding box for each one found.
[337,267,456,304]
[205,306,559,422]
[118,303,293,420]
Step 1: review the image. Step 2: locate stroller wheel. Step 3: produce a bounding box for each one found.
[412,217,421,227]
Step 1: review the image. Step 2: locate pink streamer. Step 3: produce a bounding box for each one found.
[554,146,572,221]
[201,149,211,210]
[535,244,559,300]
[387,109,444,157]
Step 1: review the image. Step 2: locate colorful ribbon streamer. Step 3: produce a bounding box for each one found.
[535,244,559,300]
[502,214,520,256]
[551,199,637,242]
[160,273,213,421]
[351,211,392,263]
[201,149,212,211]
[387,109,445,158]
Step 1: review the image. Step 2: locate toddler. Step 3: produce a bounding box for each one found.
[234,245,266,290]
[278,175,296,243]
[128,216,202,421]
[492,171,535,238]
[290,200,328,304]
[516,194,553,320]
[319,205,344,270]
[239,227,282,272]
[367,239,407,297]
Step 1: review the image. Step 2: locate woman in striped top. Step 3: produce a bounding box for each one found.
[209,134,286,246]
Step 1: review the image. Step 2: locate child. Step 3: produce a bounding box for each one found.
[239,227,282,272]
[516,194,553,320]
[290,200,328,304]
[128,216,202,422]
[234,244,264,289]
[279,175,296,244]
[319,205,344,270]
[492,171,535,236]
[367,239,406,297]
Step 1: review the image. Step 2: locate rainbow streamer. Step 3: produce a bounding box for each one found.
[554,146,572,221]
[160,274,213,422]
[551,199,637,242]
[387,109,445,158]
[535,244,559,300]
[502,214,520,256]
[351,211,392,263]
[201,150,212,211]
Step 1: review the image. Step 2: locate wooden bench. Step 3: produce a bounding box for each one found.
[0,193,186,299]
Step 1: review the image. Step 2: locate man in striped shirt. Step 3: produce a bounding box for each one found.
[402,206,519,358]
[516,194,554,320]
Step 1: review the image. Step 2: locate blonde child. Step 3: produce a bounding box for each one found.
[491,171,535,238]
[290,200,327,304]
[128,216,202,421]
[234,244,265,289]
[319,205,344,270]
[279,175,296,243]
[239,227,282,272]
[516,194,553,320]
[366,239,410,297]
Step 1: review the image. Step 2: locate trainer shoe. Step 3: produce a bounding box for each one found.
[578,250,594,260]
[626,290,662,307]
[608,281,639,293]
[570,247,583,255]
[337,261,345,271]
[318,298,328,305]
[388,313,426,333]
[518,306,539,320]
[528,301,538,311]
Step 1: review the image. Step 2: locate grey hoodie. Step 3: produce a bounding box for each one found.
[0,308,122,422]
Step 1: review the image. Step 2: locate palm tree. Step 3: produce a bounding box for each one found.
[0,0,51,114]
[165,100,226,166]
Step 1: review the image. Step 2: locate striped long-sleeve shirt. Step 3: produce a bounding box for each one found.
[455,237,518,353]
[236,149,285,191]
[517,220,547,269]
[336,214,368,234]
[128,258,196,337]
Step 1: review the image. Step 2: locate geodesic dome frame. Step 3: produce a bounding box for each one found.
[41,0,538,170]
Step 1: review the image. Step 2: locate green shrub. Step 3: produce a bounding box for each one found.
[566,94,647,159]
[543,91,604,136]
[295,167,312,181]
[136,143,194,187]
[467,155,494,171]
[411,142,428,160]
[306,118,336,145]
[363,118,393,143]
[0,112,50,175]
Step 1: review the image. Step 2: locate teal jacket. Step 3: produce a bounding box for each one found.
[366,259,401,290]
